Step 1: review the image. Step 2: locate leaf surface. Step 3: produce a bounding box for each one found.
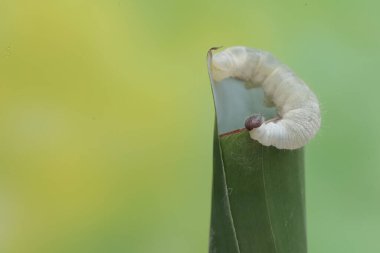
[209,129,306,253]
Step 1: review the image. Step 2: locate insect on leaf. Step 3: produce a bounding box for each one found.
[207,47,308,253]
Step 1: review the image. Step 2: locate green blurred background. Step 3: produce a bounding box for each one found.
[1,0,379,252]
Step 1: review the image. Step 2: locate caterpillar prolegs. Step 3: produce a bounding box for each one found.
[209,46,321,150]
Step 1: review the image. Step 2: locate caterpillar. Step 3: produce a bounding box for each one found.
[209,46,321,150]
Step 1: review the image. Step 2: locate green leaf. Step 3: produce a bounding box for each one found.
[209,128,306,253]
[208,48,307,253]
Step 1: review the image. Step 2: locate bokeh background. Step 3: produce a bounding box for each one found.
[1,0,379,252]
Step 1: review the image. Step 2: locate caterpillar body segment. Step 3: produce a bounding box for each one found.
[211,46,321,150]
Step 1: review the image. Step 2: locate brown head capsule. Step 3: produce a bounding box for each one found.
[245,114,265,131]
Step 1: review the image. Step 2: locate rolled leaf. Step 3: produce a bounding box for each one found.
[208,48,308,253]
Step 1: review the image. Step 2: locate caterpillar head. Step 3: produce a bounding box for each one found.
[245,114,265,130]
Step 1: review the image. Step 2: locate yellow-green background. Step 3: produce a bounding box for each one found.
[1,0,379,252]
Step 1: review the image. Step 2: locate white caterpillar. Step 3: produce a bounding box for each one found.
[210,46,321,150]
